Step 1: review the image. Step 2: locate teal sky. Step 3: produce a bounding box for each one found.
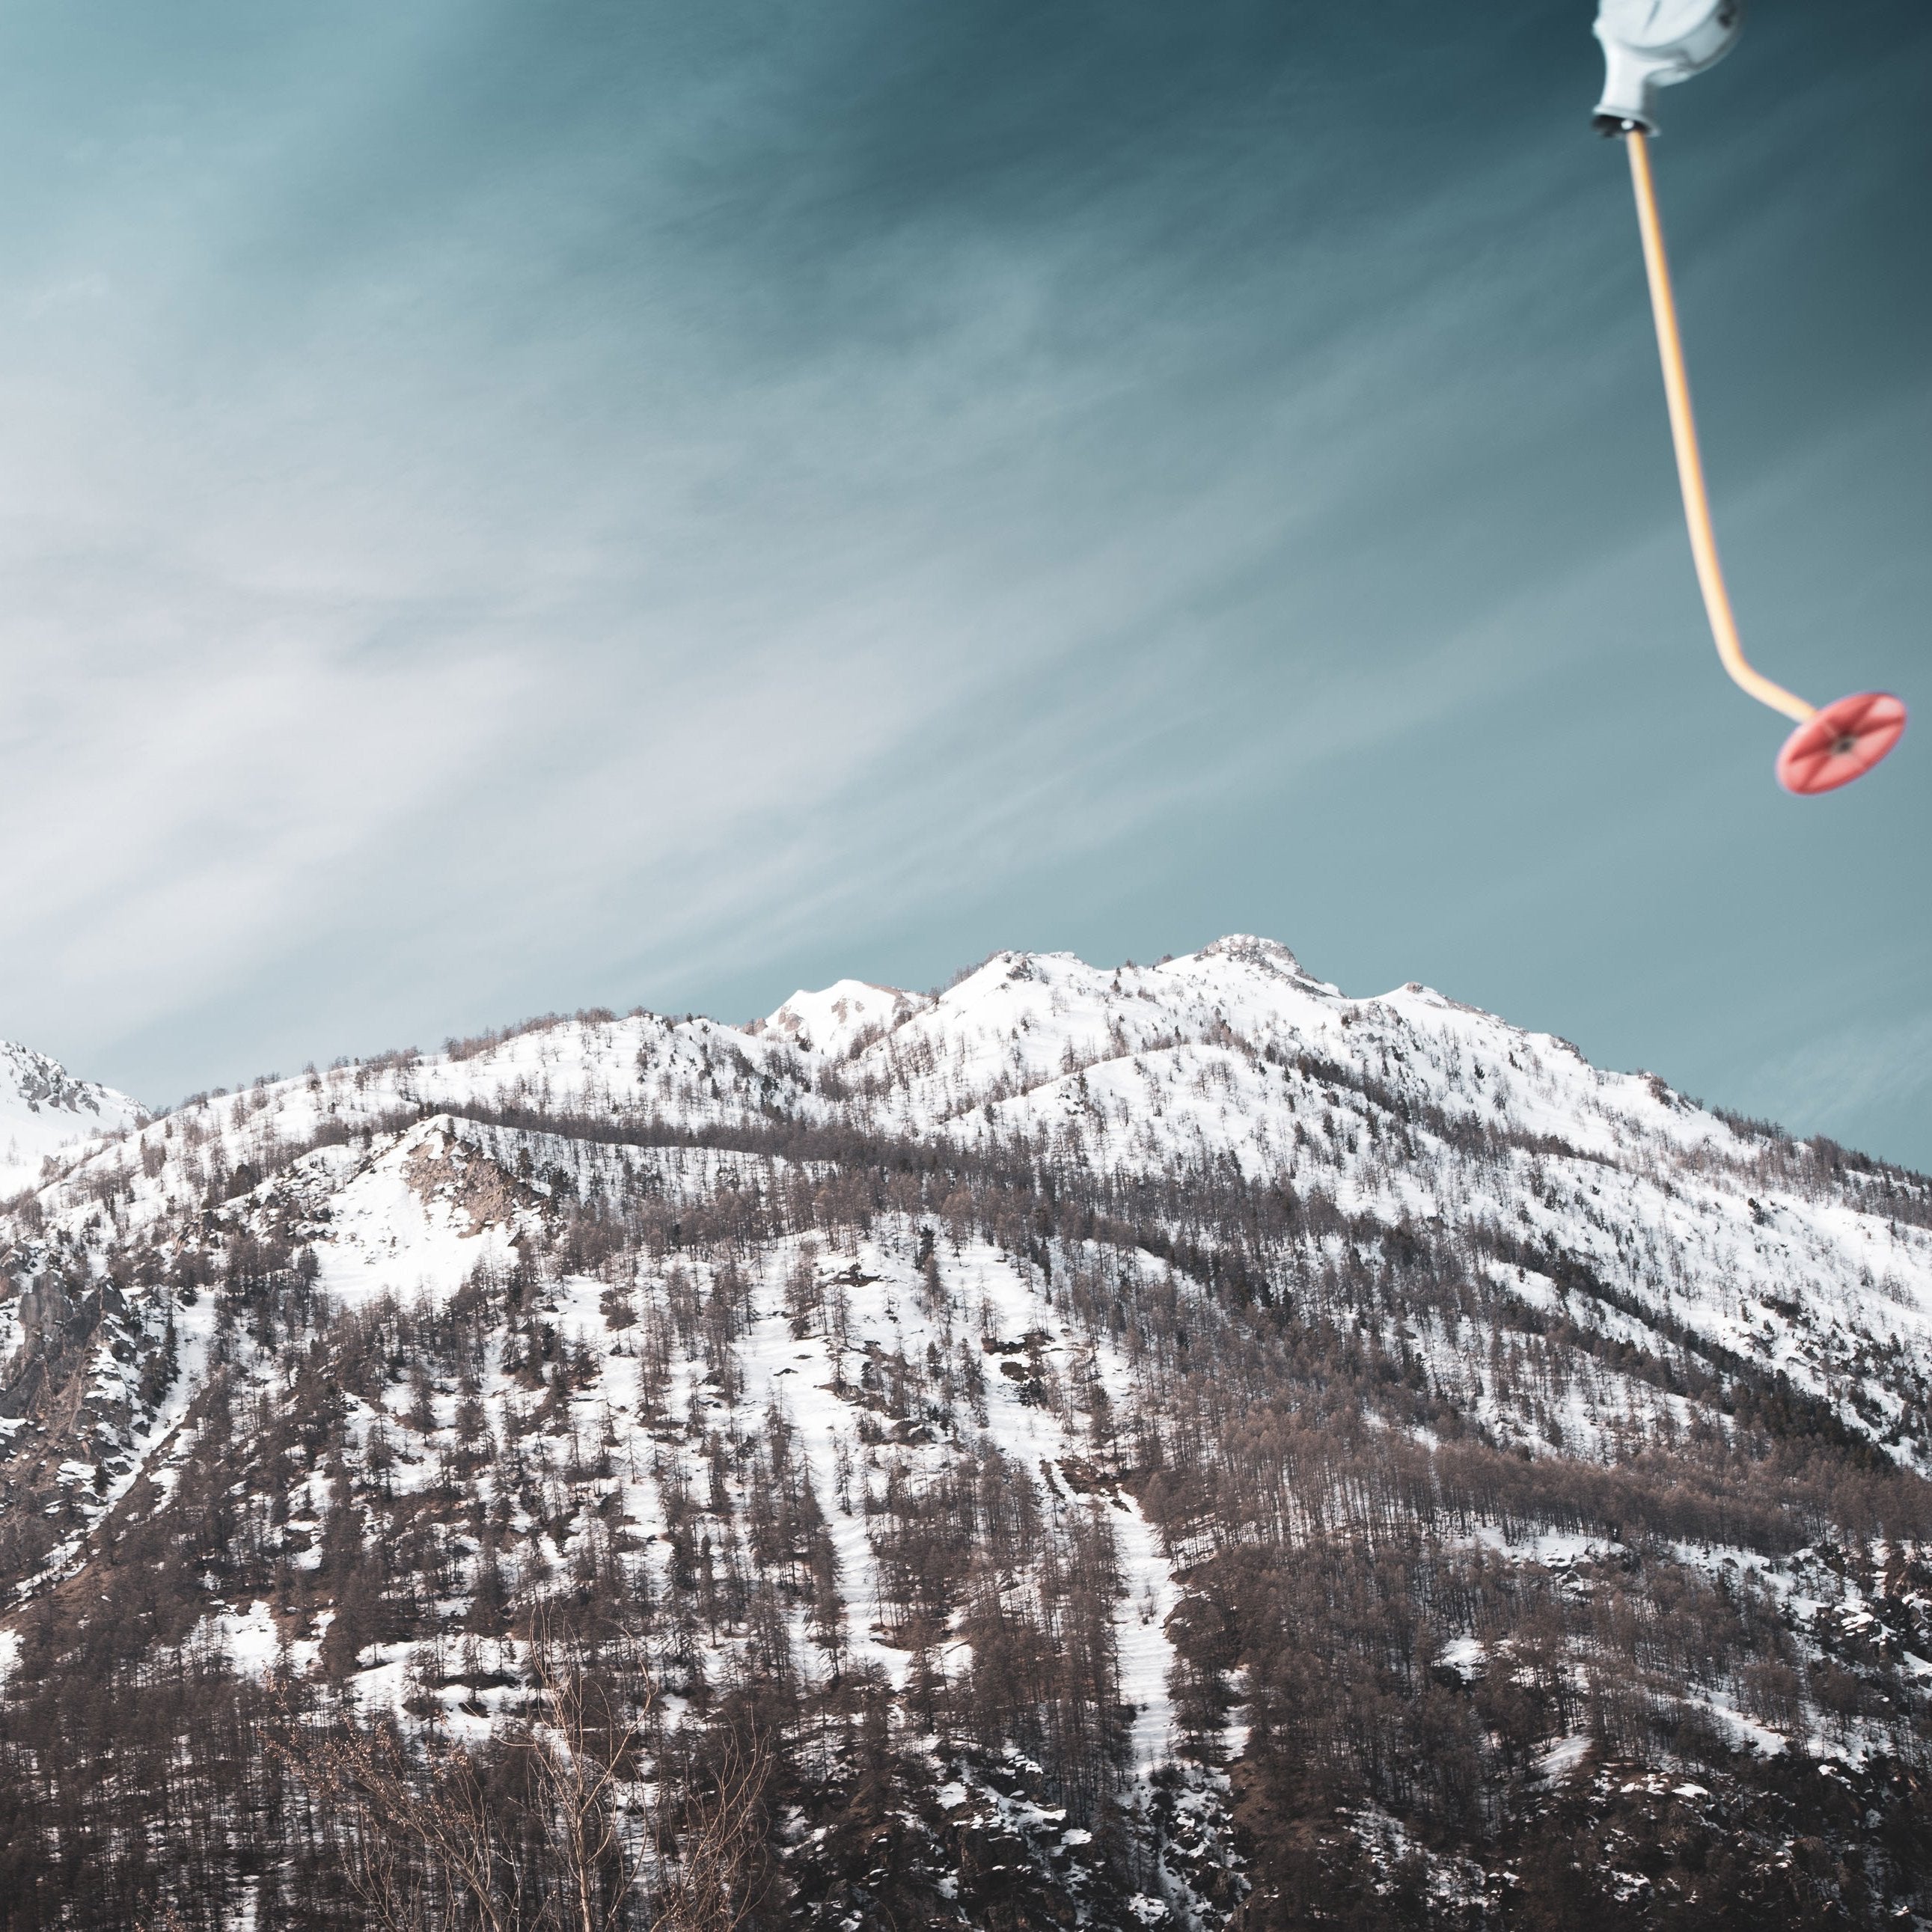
[0,1,1926,1167]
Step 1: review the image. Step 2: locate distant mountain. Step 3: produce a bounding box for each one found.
[1,939,1930,1929]
[0,1039,143,1196]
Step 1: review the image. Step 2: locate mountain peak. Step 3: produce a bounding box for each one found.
[0,1040,143,1194]
[1195,933,1304,976]
[748,978,930,1057]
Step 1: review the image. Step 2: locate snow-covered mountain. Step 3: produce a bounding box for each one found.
[0,1039,142,1197]
[3,938,1931,1928]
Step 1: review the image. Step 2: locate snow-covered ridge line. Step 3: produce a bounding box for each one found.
[7,934,1932,1484]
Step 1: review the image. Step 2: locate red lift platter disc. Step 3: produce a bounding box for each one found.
[1776,692,1907,796]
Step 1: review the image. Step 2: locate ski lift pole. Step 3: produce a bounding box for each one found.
[1621,127,1812,725]
[1593,0,1906,793]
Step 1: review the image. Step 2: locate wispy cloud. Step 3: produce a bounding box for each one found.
[1743,1013,1932,1161]
[0,0,1921,1172]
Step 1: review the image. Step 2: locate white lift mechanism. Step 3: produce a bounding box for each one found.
[1593,0,1743,134]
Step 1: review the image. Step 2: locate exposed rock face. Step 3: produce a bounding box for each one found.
[400,1123,540,1234]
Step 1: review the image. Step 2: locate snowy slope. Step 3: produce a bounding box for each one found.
[0,1040,143,1196]
[809,938,1932,1467]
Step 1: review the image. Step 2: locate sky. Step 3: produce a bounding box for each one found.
[0,0,1926,1167]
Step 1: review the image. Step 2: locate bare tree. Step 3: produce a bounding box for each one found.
[270,1618,760,1932]
[522,1615,653,1932]
[650,1720,771,1932]
[268,1691,526,1932]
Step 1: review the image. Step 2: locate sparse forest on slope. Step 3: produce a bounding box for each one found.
[3,937,1932,1929]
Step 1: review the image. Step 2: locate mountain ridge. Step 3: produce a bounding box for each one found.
[2,936,1931,1928]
